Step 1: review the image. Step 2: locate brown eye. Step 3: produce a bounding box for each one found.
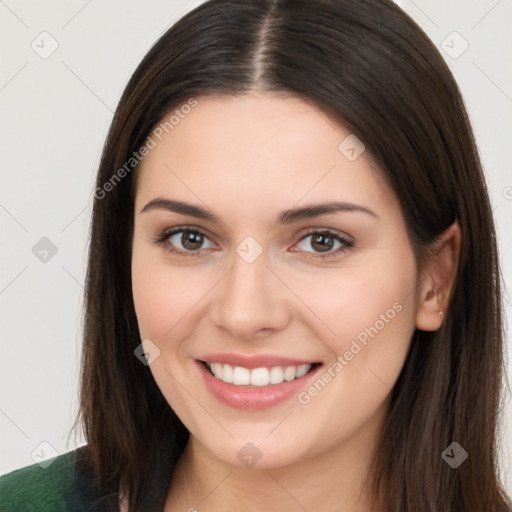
[154,227,215,257]
[310,233,335,252]
[179,230,205,251]
[293,230,353,259]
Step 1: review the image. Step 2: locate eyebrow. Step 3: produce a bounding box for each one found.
[141,197,379,224]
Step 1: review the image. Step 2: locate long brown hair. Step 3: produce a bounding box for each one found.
[70,0,512,510]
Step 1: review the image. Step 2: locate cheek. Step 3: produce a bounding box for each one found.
[307,245,418,399]
[131,259,205,427]
[131,252,204,343]
[131,267,170,340]
[288,262,417,457]
[130,254,223,375]
[314,263,416,352]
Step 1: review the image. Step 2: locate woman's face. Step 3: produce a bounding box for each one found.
[131,92,423,469]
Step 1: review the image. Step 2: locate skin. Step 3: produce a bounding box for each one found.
[129,92,461,512]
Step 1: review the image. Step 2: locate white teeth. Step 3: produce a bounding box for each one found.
[250,367,270,387]
[269,366,284,385]
[296,364,310,378]
[232,366,251,385]
[206,362,312,386]
[283,366,296,381]
[211,362,223,379]
[222,364,233,383]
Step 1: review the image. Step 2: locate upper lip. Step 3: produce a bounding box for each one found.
[199,353,320,369]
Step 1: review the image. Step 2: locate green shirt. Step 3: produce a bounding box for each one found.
[0,447,118,512]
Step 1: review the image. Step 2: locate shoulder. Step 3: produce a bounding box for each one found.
[0,446,117,512]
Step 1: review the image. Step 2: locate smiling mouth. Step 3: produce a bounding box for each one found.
[201,361,321,387]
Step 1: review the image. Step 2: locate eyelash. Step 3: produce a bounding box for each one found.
[152,226,354,259]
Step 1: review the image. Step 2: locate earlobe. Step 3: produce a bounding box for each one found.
[415,221,461,331]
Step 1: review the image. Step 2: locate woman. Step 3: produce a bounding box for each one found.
[1,0,510,511]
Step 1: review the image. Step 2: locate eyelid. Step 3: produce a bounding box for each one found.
[154,224,216,243]
[297,227,353,244]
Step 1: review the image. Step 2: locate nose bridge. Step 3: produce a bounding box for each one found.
[211,237,289,338]
[225,241,273,311]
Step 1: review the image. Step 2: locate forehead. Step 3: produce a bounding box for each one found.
[134,93,398,219]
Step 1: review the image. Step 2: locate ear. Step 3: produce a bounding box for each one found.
[415,221,461,331]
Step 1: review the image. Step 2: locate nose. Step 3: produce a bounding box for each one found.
[209,247,291,341]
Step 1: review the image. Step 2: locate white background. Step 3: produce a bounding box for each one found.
[1,0,511,494]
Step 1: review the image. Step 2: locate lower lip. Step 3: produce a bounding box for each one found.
[197,361,322,410]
